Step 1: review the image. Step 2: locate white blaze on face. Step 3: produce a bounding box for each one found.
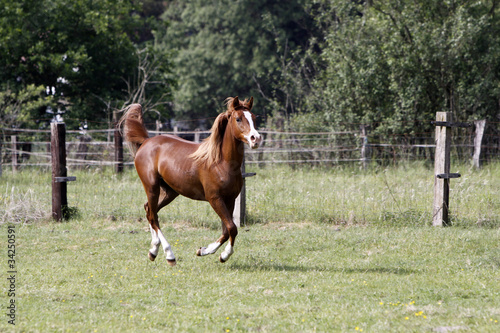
[243,111,261,149]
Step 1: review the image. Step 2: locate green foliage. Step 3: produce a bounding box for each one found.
[0,84,49,131]
[3,0,500,134]
[120,44,176,125]
[159,0,318,122]
[0,0,173,129]
[311,0,500,135]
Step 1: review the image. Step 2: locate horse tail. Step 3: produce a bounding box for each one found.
[118,104,149,157]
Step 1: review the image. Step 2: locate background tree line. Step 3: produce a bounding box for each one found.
[1,0,499,136]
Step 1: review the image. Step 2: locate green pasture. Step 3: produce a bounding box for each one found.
[1,163,499,332]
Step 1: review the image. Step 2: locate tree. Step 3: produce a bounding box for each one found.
[0,85,48,131]
[159,0,318,125]
[310,0,500,135]
[118,44,176,125]
[0,0,173,129]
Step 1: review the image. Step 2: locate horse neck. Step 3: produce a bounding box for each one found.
[221,122,244,168]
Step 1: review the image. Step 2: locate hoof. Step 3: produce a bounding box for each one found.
[148,252,157,261]
[219,255,227,263]
[167,259,177,267]
[196,247,205,256]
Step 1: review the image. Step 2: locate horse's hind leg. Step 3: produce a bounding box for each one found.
[145,183,178,266]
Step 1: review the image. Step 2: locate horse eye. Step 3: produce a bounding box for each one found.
[236,118,242,123]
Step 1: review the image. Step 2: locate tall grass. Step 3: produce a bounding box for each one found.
[1,162,499,227]
[246,161,500,228]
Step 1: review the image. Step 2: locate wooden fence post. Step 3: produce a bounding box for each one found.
[360,125,370,169]
[233,153,247,228]
[194,129,200,143]
[0,139,2,177]
[432,112,453,226]
[258,132,266,168]
[114,116,123,173]
[233,188,245,228]
[76,135,91,167]
[233,149,256,227]
[51,122,68,221]
[11,135,17,173]
[472,120,486,169]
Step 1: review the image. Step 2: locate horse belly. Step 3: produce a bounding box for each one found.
[168,176,206,201]
[158,158,206,201]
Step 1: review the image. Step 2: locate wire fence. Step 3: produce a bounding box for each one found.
[1,120,499,172]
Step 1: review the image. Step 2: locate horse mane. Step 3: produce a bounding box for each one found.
[190,97,250,166]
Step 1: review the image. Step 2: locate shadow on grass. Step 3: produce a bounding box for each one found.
[62,206,80,220]
[229,262,418,275]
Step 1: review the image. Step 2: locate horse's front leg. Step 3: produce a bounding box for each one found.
[197,197,237,263]
[196,236,224,257]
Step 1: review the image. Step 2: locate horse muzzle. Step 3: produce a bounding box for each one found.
[247,133,262,149]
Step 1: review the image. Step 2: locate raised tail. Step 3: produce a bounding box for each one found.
[118,104,149,157]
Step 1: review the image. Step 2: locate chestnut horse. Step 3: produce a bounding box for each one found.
[119,97,261,266]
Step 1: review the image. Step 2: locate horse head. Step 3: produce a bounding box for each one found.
[226,96,262,149]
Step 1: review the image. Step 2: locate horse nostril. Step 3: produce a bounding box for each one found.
[251,135,256,142]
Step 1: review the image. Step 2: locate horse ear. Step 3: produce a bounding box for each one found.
[231,96,240,110]
[246,97,254,110]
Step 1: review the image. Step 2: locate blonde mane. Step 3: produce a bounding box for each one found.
[190,97,250,166]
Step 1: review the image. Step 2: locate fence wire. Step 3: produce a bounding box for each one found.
[1,121,499,171]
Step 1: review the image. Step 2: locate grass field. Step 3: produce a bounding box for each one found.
[1,163,499,332]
